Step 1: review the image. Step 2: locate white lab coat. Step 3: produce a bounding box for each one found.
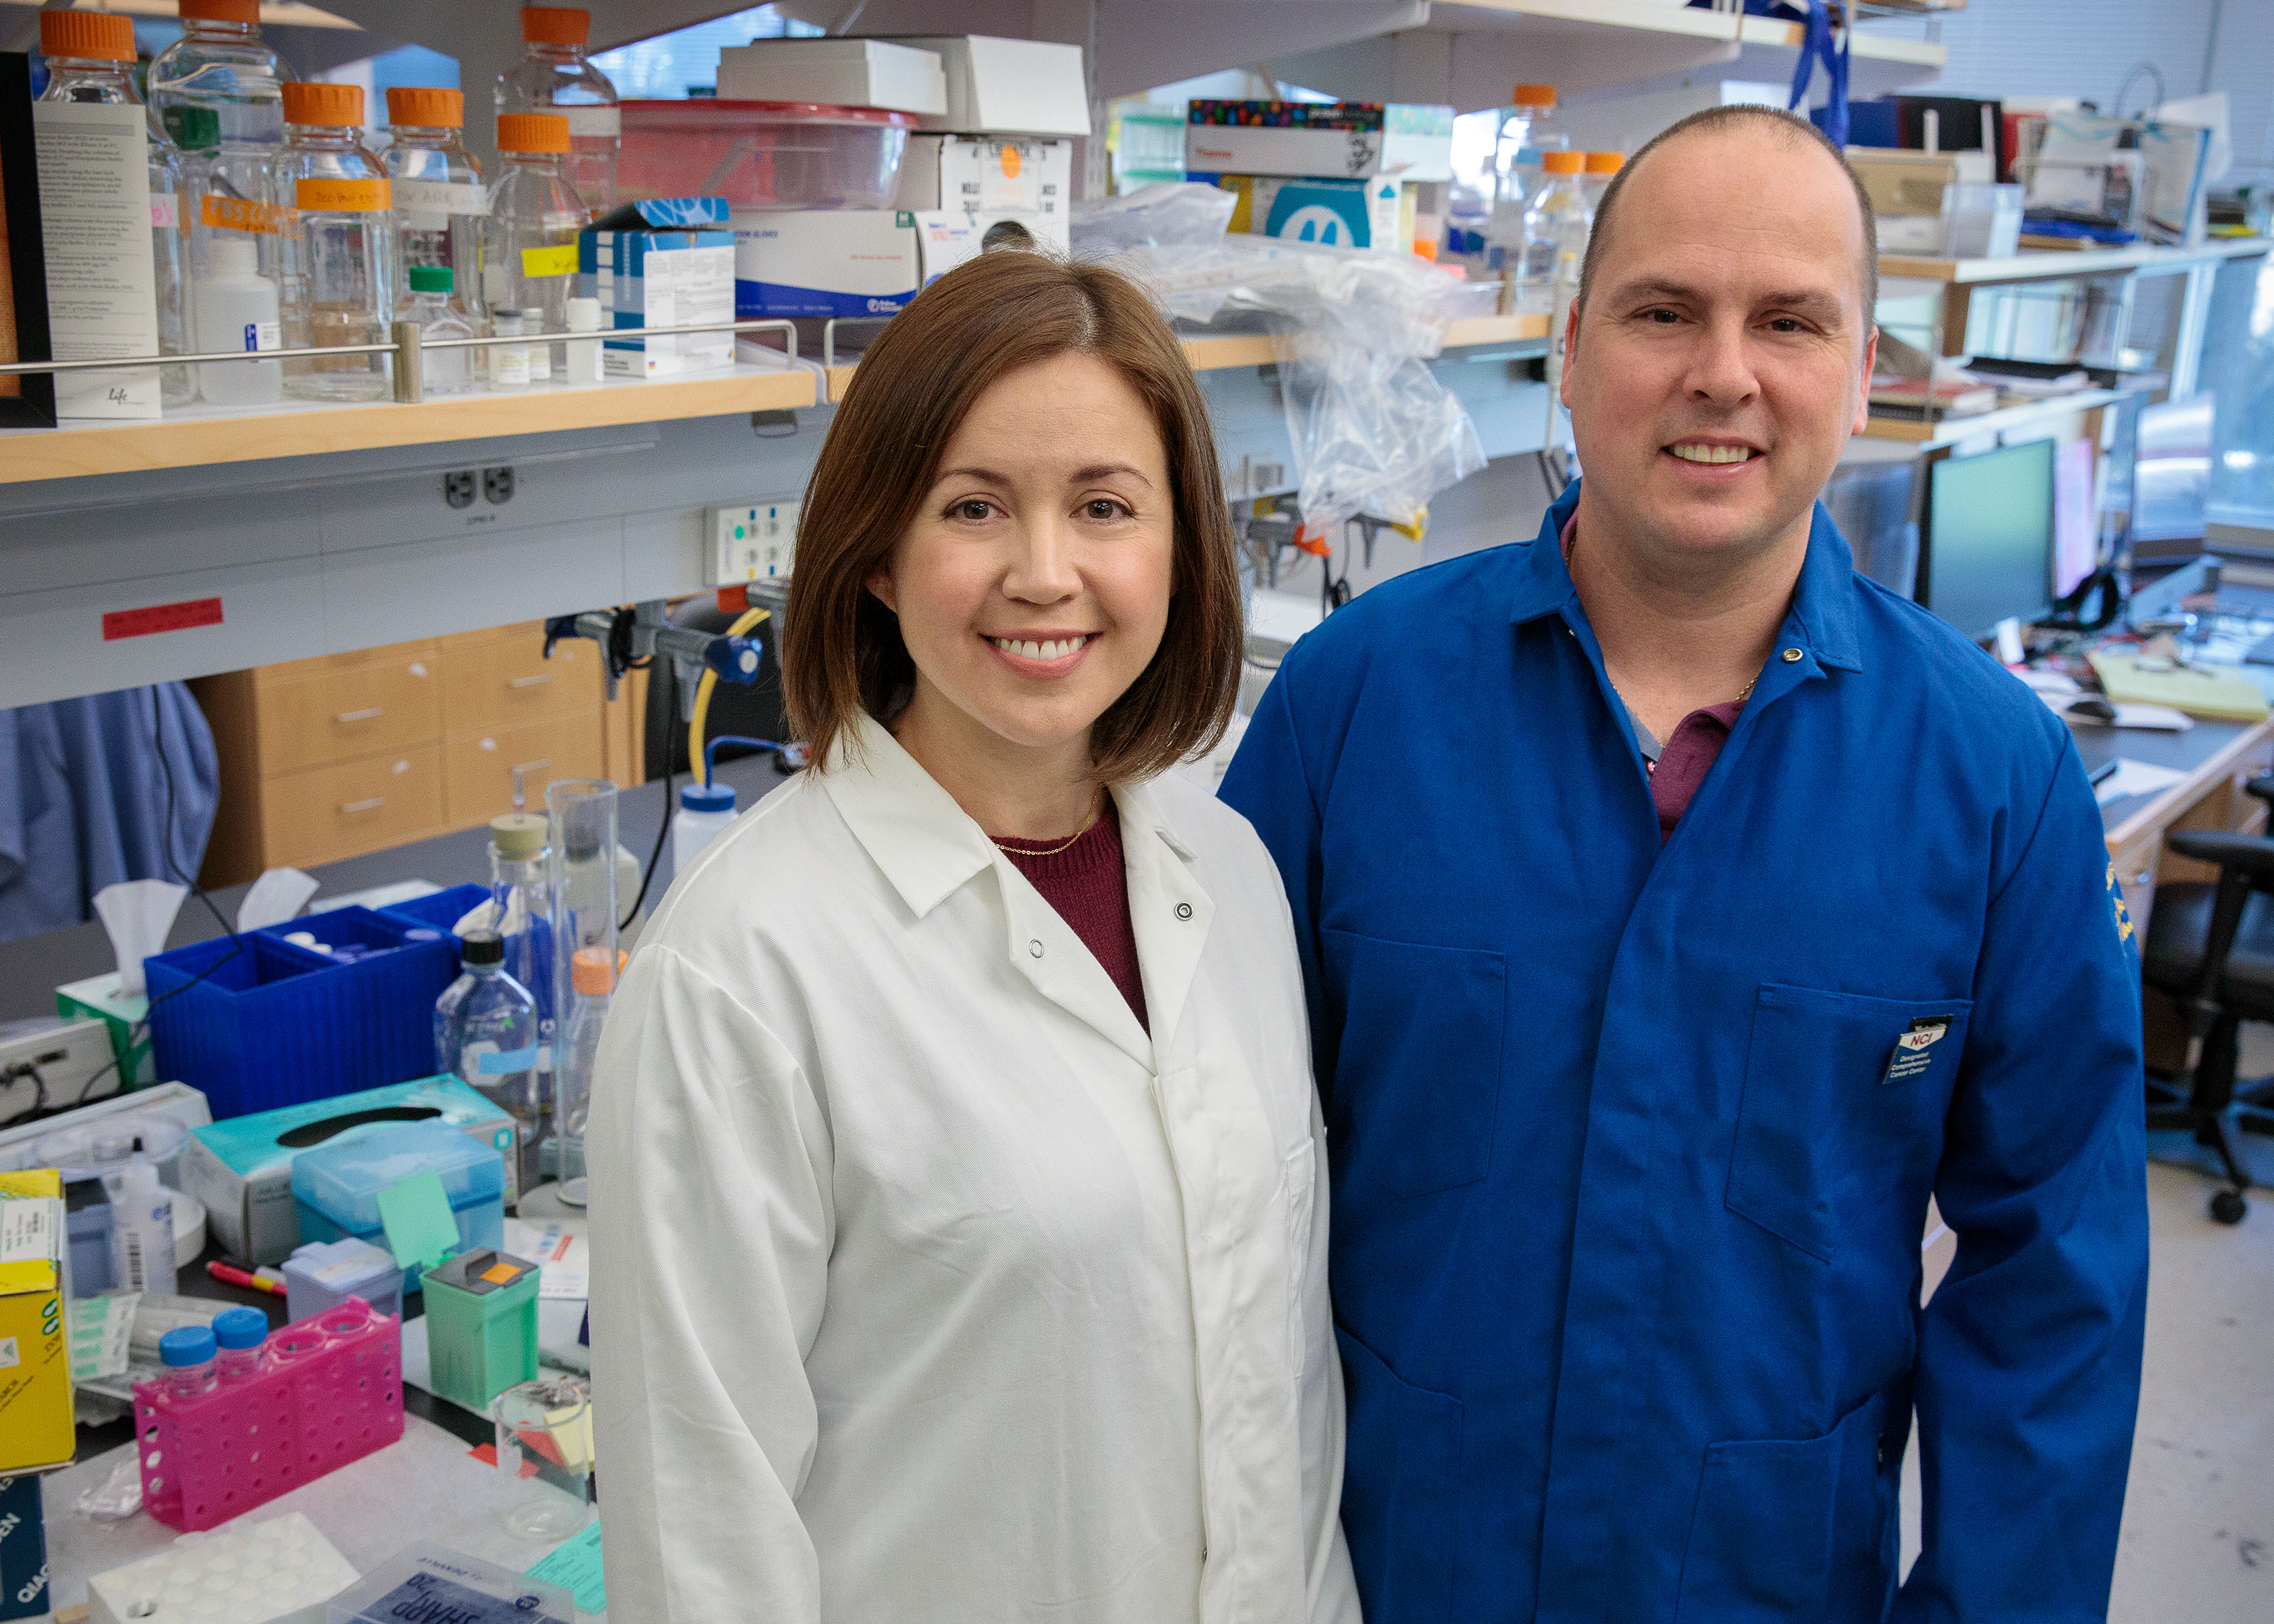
[587,714,1359,1624]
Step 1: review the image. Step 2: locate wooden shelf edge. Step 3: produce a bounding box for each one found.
[0,368,819,486]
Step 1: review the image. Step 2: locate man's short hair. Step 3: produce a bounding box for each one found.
[1577,104,1878,325]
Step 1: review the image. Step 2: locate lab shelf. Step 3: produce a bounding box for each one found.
[1860,386,2124,445]
[1878,237,2270,287]
[0,364,819,488]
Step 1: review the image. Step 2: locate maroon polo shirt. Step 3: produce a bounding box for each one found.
[1562,515,1745,841]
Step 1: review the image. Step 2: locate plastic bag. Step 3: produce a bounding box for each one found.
[1069,181,1237,260]
[1111,234,1491,536]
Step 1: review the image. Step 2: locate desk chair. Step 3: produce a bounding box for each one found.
[2140,774,2274,1223]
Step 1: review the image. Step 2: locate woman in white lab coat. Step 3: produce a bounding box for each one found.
[586,251,1359,1624]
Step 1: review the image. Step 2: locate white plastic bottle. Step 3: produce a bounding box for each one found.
[108,1155,178,1296]
[491,309,531,389]
[672,780,736,876]
[495,6,620,219]
[565,294,604,385]
[193,235,282,403]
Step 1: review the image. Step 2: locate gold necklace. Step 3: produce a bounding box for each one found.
[993,823,1094,858]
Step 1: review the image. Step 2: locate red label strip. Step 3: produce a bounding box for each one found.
[103,597,225,640]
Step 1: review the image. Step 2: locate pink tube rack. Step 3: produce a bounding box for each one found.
[132,1295,405,1532]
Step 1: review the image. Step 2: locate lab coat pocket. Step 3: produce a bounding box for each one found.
[1727,985,1974,1262]
[1673,1390,1891,1623]
[1320,930,1506,1198]
[1283,1141,1317,1379]
[1336,1322,1462,1621]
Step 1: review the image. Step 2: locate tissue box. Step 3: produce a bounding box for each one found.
[892,35,1091,136]
[716,38,946,116]
[180,1075,518,1265]
[580,197,736,378]
[733,209,920,319]
[0,1170,72,1477]
[1206,174,1412,252]
[894,134,1071,222]
[1185,101,1456,181]
[56,969,156,1086]
[293,1121,505,1294]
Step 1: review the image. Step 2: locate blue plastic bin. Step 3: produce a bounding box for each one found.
[145,909,458,1119]
[292,1121,506,1293]
[376,883,489,935]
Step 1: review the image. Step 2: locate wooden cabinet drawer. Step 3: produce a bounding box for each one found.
[254,657,442,776]
[258,746,446,869]
[443,712,605,826]
[256,638,438,687]
[441,633,603,735]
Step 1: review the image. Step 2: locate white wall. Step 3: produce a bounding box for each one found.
[1861,0,2273,183]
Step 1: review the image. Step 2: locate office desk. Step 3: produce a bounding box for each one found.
[2082,715,2274,938]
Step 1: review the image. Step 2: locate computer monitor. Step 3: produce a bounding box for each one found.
[1921,437,2057,641]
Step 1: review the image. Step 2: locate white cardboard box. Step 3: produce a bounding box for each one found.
[892,35,1091,136]
[1183,105,1457,183]
[895,136,1072,222]
[716,38,946,115]
[912,210,1073,285]
[733,209,921,320]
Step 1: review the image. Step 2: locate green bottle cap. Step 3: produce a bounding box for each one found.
[406,263,455,294]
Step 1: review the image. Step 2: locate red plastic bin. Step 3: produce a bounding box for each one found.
[617,98,915,211]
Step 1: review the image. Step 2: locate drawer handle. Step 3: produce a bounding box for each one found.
[335,707,383,723]
[508,674,553,689]
[340,797,386,815]
[512,757,552,775]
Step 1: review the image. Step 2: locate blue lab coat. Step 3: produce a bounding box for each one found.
[1219,484,2148,1623]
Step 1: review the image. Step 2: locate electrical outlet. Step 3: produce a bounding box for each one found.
[706,498,802,586]
[443,470,476,509]
[483,465,515,505]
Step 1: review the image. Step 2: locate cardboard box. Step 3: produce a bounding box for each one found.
[912,209,1072,286]
[716,38,945,116]
[179,1075,518,1265]
[0,1470,50,1621]
[0,1170,71,1477]
[893,35,1090,136]
[56,969,157,1086]
[1208,174,1411,253]
[732,209,920,320]
[895,135,1071,224]
[1185,101,1455,181]
[580,197,736,378]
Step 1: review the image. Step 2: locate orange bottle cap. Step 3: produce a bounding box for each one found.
[1512,84,1557,108]
[40,9,136,62]
[179,0,261,22]
[497,111,571,153]
[1541,149,1585,175]
[385,86,463,128]
[282,80,364,126]
[1584,151,1624,174]
[570,945,619,995]
[520,6,590,45]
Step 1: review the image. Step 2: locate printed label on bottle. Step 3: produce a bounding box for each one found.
[391,177,489,215]
[150,193,179,230]
[476,1043,541,1075]
[240,320,281,353]
[295,176,391,211]
[201,192,282,234]
[521,243,578,278]
[564,105,622,137]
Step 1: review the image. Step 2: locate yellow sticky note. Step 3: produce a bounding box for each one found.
[521,244,578,278]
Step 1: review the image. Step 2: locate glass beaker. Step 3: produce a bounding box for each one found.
[492,1373,594,1541]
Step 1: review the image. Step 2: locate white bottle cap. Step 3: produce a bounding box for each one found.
[567,296,601,333]
[209,236,259,279]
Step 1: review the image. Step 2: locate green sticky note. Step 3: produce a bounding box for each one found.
[376,1171,460,1270]
[526,1518,606,1614]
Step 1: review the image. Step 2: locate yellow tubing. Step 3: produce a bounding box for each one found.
[687,605,772,786]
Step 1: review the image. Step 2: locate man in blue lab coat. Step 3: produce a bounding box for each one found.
[1221,105,2148,1621]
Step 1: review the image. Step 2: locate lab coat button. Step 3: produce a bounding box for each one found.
[1782,647,1803,663]
[1028,940,1044,958]
[1175,902,1193,920]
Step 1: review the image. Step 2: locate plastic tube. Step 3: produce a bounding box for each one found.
[686,605,772,786]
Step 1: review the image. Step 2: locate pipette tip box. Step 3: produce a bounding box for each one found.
[422,1246,540,1415]
[326,1543,573,1624]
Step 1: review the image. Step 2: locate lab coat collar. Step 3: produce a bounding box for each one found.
[1507,479,1863,673]
[820,713,1213,1073]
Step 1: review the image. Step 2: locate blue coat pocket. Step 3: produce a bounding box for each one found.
[1674,1390,1892,1622]
[1337,1322,1463,1622]
[1320,929,1506,1198]
[1727,984,1974,1262]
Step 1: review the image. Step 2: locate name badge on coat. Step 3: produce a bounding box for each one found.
[1881,1015,1954,1085]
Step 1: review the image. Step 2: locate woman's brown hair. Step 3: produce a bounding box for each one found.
[782,251,1244,785]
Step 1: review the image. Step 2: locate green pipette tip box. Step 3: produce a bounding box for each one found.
[378,1171,539,1415]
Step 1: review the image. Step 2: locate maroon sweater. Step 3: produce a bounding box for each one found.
[996,806,1149,1031]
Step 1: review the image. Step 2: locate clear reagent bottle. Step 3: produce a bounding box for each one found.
[484,113,586,383]
[383,85,487,347]
[400,263,474,396]
[276,80,393,401]
[435,928,541,1184]
[554,943,617,1207]
[495,6,619,219]
[1516,149,1591,317]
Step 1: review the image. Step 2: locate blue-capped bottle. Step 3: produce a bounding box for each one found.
[160,1326,218,1401]
[434,929,541,1176]
[212,1305,270,1381]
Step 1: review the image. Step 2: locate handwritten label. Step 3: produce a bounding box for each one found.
[520,244,578,278]
[295,175,390,211]
[201,192,283,234]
